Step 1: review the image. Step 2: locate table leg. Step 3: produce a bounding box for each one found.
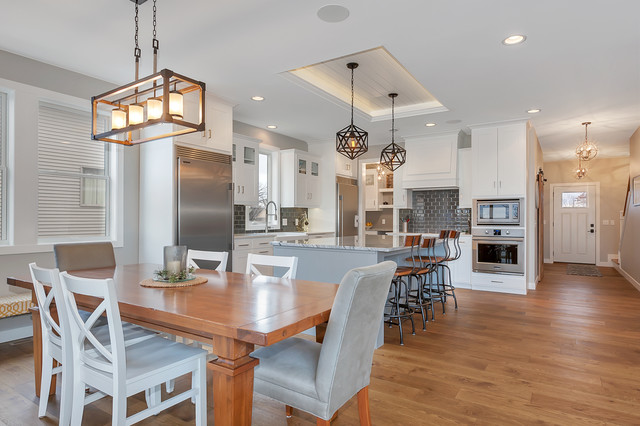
[316,322,328,343]
[208,336,259,426]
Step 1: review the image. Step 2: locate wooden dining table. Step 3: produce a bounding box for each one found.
[8,263,339,426]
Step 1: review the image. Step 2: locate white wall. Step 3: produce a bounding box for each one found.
[0,53,139,298]
[620,127,640,285]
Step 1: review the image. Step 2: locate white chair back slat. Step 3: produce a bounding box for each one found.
[29,263,63,345]
[59,272,125,376]
[245,253,298,279]
[187,249,229,271]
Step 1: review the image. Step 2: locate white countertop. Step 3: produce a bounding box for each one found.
[387,232,472,239]
[234,232,307,240]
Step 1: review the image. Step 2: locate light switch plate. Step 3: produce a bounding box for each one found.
[382,219,386,225]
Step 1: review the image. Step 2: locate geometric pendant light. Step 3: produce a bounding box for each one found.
[380,93,406,172]
[336,62,368,159]
[91,0,205,146]
[575,121,598,161]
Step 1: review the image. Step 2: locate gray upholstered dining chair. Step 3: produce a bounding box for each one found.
[53,242,116,272]
[251,261,397,425]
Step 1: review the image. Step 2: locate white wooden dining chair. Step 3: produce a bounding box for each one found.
[187,249,229,271]
[28,263,156,425]
[57,272,208,426]
[246,253,298,279]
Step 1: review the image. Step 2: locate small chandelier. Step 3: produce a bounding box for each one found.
[376,163,386,180]
[575,158,588,179]
[575,121,598,161]
[336,62,368,159]
[91,0,205,146]
[380,93,406,171]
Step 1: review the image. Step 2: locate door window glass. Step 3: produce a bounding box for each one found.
[562,192,587,208]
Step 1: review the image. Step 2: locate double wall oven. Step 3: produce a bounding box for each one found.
[472,199,525,275]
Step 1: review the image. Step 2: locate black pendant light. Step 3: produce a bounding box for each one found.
[380,93,406,171]
[336,62,368,159]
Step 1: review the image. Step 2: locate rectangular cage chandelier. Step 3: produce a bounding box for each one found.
[91,69,205,146]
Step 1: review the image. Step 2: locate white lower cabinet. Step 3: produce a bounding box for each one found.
[232,236,274,274]
[449,236,472,289]
[471,272,526,295]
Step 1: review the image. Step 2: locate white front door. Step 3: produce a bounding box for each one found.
[553,185,596,264]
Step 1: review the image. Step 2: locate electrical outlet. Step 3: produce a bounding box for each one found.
[382,219,386,225]
[295,218,299,226]
[282,218,287,226]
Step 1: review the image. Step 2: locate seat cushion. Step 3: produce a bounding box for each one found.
[252,337,321,400]
[0,293,33,318]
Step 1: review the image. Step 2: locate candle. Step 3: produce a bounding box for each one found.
[166,260,181,275]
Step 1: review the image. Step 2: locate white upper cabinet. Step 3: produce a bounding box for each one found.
[457,147,472,208]
[335,152,356,178]
[471,123,526,198]
[281,149,321,208]
[402,133,459,189]
[174,93,232,155]
[364,169,379,211]
[392,167,412,209]
[232,134,259,206]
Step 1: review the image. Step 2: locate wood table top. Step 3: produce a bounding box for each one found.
[8,263,338,346]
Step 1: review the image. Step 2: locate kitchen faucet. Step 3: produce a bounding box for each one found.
[265,201,278,233]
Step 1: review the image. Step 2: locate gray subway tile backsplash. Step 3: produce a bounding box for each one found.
[401,189,471,234]
[234,205,308,234]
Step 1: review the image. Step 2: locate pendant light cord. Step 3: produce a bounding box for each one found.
[350,67,355,125]
[152,0,158,74]
[391,95,395,144]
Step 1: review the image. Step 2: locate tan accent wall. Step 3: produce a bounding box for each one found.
[620,127,640,282]
[543,156,630,264]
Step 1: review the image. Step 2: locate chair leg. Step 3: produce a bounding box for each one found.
[195,357,207,426]
[112,382,127,426]
[71,376,86,426]
[357,386,372,426]
[286,405,293,418]
[38,354,53,417]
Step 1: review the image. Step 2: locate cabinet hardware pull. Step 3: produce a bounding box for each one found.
[208,129,212,139]
[238,243,249,247]
[242,186,245,194]
[490,280,503,283]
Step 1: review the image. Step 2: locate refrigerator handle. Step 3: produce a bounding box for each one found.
[337,194,343,238]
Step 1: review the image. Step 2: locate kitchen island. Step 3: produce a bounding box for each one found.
[272,234,423,348]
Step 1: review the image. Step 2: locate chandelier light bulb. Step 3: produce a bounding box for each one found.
[111,109,127,130]
[147,98,163,120]
[169,90,184,119]
[575,121,598,161]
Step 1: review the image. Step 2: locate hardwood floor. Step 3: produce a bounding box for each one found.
[2,263,640,425]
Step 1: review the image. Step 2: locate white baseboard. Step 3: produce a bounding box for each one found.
[0,314,33,343]
[614,264,640,293]
[544,258,553,264]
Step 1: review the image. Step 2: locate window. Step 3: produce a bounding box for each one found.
[246,152,278,231]
[37,103,111,240]
[561,191,588,208]
[0,92,6,241]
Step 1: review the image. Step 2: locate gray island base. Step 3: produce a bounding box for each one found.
[272,234,440,348]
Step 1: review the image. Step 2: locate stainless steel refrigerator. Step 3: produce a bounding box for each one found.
[177,153,233,271]
[336,180,359,238]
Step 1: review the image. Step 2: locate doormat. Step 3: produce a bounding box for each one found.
[567,264,602,277]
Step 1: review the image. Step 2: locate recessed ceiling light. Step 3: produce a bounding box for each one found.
[267,125,277,129]
[502,34,527,45]
[251,96,265,101]
[317,5,350,23]
[425,123,437,127]
[527,108,541,114]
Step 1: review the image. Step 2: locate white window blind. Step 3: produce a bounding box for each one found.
[37,103,110,239]
[0,92,6,241]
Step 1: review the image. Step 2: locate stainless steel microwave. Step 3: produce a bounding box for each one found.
[475,199,522,226]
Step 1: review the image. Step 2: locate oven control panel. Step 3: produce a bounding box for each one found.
[472,227,525,238]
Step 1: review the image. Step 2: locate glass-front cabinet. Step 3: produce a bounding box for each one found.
[281,149,321,208]
[232,134,260,206]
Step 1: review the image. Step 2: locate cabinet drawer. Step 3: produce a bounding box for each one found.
[471,272,526,295]
[234,240,252,250]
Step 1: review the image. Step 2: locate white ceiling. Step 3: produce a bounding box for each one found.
[1,0,639,161]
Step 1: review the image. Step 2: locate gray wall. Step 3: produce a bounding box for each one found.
[620,127,640,282]
[233,121,308,151]
[0,50,139,296]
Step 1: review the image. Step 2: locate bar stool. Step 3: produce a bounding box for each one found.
[406,237,438,330]
[440,230,460,309]
[384,234,420,345]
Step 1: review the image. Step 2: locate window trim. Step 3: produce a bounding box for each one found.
[245,147,281,231]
